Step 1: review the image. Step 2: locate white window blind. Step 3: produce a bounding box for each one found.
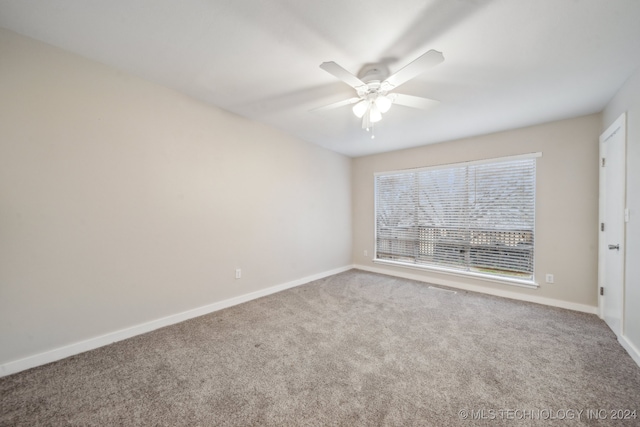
[375,155,537,281]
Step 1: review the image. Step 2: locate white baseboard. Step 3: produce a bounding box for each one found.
[0,265,353,378]
[619,335,640,368]
[354,264,598,315]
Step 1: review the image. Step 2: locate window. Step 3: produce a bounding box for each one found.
[374,154,539,283]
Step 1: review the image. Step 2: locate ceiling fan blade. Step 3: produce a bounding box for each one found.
[383,50,444,90]
[391,93,440,109]
[310,97,361,112]
[320,62,368,90]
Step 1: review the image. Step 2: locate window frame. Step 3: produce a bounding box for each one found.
[373,153,541,288]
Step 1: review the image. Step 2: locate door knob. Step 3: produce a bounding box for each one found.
[608,244,620,250]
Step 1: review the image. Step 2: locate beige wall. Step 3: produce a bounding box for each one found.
[0,29,352,365]
[603,66,640,360]
[353,114,601,308]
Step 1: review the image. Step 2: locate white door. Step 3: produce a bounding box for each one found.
[599,113,626,336]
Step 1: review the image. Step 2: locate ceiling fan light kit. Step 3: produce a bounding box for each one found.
[317,50,444,135]
[352,99,369,118]
[375,95,392,113]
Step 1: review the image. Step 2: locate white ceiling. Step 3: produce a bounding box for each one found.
[1,0,639,157]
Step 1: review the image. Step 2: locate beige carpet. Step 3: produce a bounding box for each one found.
[1,270,639,426]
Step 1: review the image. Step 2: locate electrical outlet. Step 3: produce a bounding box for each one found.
[235,268,242,279]
[545,274,554,284]
[364,250,368,257]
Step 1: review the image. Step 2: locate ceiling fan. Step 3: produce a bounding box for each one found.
[314,50,444,135]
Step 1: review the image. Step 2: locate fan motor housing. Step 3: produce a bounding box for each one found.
[357,63,390,83]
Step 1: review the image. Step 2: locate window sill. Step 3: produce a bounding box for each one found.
[372,258,539,289]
